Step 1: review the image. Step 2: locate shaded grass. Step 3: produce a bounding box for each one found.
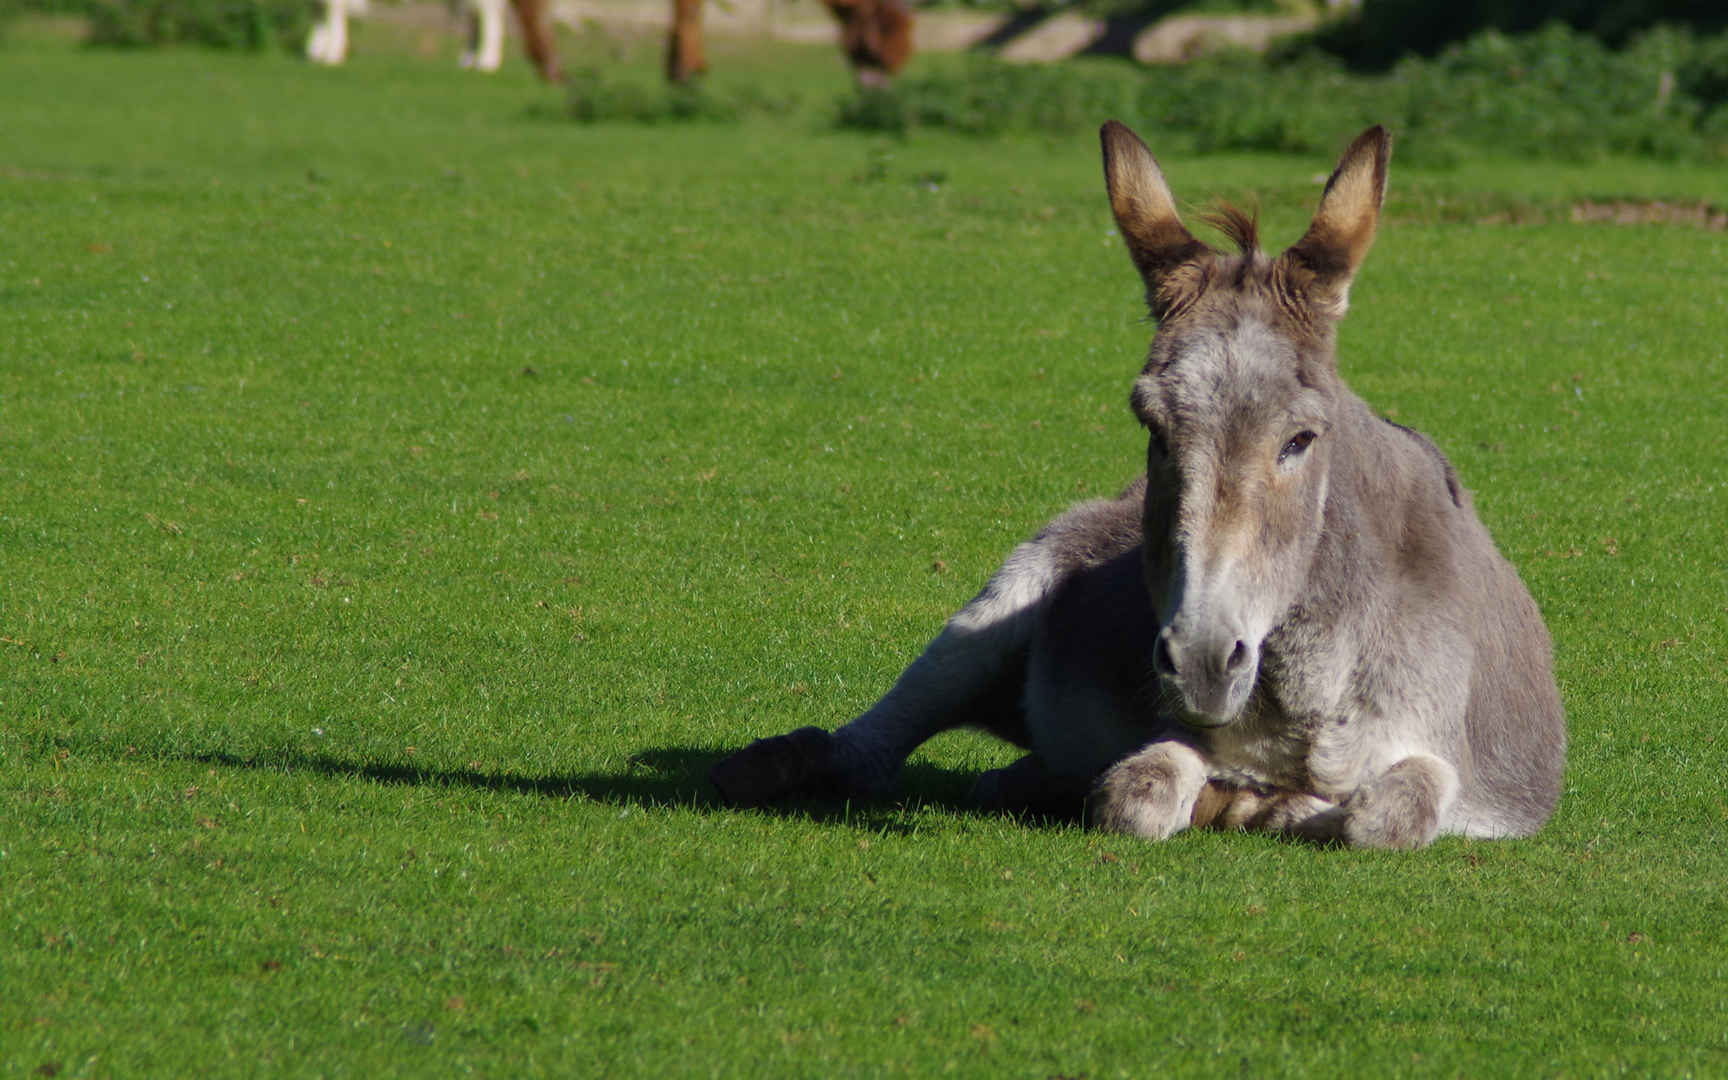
[3,26,1727,1078]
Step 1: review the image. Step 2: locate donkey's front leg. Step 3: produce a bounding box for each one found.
[711,541,1056,806]
[972,753,1090,820]
[1088,740,1210,840]
[1335,754,1459,850]
[710,620,1026,805]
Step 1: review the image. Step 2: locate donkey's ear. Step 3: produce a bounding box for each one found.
[1277,125,1391,318]
[1101,120,1208,319]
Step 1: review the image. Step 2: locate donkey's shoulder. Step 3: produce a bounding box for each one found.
[1378,416,1463,509]
[1031,477,1146,573]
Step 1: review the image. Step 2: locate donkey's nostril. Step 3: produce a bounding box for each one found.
[1154,633,1178,676]
[1225,640,1249,673]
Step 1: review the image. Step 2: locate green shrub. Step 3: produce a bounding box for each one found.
[832,53,1374,152]
[0,0,84,40]
[1674,27,1728,105]
[566,67,803,125]
[2,0,95,13]
[1381,24,1709,161]
[835,24,1728,163]
[1306,0,1727,71]
[837,58,1146,136]
[85,0,318,50]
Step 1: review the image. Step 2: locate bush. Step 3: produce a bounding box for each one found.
[835,24,1728,163]
[1306,0,1728,71]
[2,0,96,14]
[1675,27,1728,106]
[565,68,802,125]
[85,0,317,50]
[833,54,1380,153]
[837,58,1146,136]
[1382,23,1712,161]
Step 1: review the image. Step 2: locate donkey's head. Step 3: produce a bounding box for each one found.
[1101,121,1390,726]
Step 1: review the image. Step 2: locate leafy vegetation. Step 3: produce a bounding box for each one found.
[565,65,804,124]
[81,0,316,50]
[3,20,1726,1077]
[840,23,1728,163]
[1308,0,1727,70]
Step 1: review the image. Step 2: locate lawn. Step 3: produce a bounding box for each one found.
[2,17,1726,1077]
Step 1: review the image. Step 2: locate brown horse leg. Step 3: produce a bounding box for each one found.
[509,0,562,83]
[823,0,913,86]
[868,0,914,76]
[666,0,707,83]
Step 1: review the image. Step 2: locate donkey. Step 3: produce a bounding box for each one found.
[709,121,1567,849]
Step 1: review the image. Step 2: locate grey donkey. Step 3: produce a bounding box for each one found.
[710,121,1566,849]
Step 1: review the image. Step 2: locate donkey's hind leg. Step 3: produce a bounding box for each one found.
[1190,783,1338,835]
[1336,754,1459,849]
[1223,755,1460,849]
[709,538,1062,806]
[1093,744,1342,841]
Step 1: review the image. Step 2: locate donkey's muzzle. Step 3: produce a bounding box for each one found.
[1155,624,1256,726]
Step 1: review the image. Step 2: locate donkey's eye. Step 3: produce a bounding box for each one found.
[1279,431,1318,463]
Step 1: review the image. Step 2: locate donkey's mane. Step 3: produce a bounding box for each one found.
[1196,202,1260,255]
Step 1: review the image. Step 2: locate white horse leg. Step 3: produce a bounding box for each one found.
[306,0,349,64]
[461,0,508,72]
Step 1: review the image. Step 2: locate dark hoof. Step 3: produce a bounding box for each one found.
[970,754,1088,821]
[708,726,840,806]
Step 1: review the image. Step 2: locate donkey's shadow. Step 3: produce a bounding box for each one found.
[185,746,1066,832]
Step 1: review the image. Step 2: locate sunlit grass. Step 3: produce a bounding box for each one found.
[2,23,1725,1077]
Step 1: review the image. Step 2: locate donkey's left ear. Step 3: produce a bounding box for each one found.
[1277,125,1391,318]
[1101,120,1209,320]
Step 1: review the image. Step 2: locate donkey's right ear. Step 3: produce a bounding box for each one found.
[1101,120,1208,319]
[1277,125,1391,319]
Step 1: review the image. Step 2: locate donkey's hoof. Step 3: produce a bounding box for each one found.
[1336,756,1451,849]
[1339,792,1441,850]
[970,755,1087,820]
[709,726,839,806]
[969,768,1012,811]
[1087,756,1195,840]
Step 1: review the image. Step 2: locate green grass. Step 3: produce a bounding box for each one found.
[4,21,1727,1077]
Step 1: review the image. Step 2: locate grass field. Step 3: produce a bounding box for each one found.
[3,17,1726,1077]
